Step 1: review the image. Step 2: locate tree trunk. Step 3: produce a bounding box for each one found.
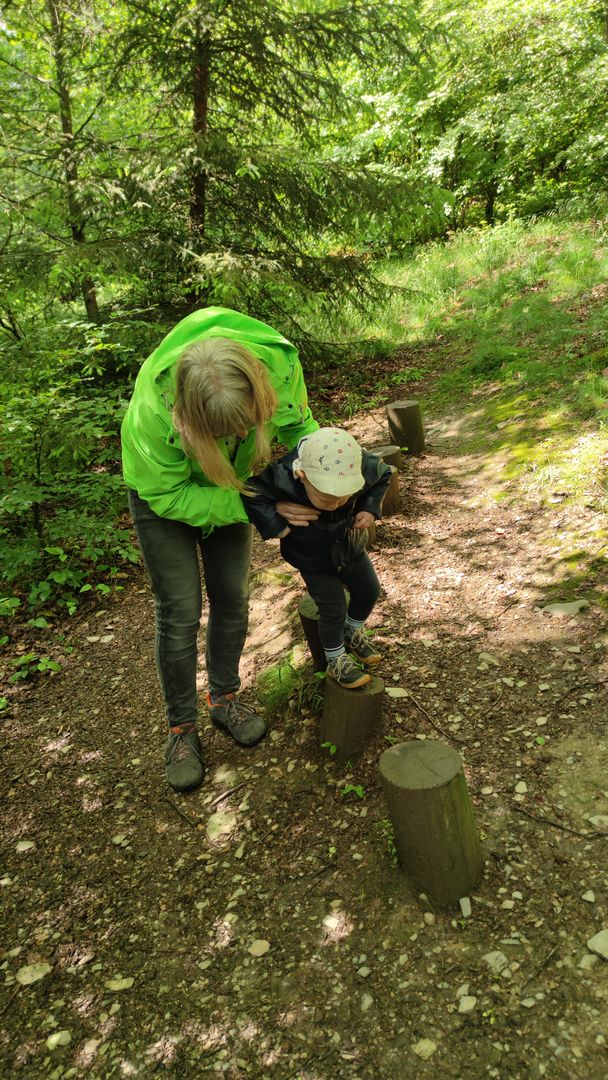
[386,400,426,455]
[379,740,484,908]
[47,0,99,321]
[190,29,210,235]
[321,676,384,764]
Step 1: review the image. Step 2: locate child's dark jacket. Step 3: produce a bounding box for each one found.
[243,448,391,574]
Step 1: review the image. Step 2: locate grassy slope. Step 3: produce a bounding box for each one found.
[308,216,608,512]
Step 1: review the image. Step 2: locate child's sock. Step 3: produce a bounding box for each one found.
[324,645,346,663]
[344,615,364,638]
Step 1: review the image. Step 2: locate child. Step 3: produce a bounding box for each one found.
[243,427,392,688]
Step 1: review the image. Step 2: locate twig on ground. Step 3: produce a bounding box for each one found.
[485,688,504,715]
[405,688,467,744]
[494,597,519,620]
[209,782,248,810]
[162,796,200,829]
[513,805,608,839]
[0,989,18,1018]
[304,863,334,895]
[555,681,600,704]
[286,1048,334,1079]
[521,945,559,990]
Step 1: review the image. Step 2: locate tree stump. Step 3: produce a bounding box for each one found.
[321,676,384,764]
[379,740,483,908]
[386,400,426,455]
[370,444,402,517]
[297,592,327,673]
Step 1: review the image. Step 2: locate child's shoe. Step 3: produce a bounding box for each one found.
[327,653,371,689]
[345,627,382,666]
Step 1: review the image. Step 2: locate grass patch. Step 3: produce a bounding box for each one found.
[304,215,608,510]
[255,650,325,719]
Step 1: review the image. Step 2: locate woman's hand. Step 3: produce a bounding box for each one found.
[354,511,375,530]
[275,501,319,527]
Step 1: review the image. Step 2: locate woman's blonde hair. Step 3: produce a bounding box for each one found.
[173,337,278,491]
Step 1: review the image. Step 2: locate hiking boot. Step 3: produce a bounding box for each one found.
[165,724,204,792]
[326,652,371,689]
[345,627,382,666]
[206,692,267,747]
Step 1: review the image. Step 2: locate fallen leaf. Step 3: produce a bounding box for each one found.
[207,811,237,841]
[386,687,409,698]
[16,962,52,985]
[478,652,500,666]
[248,939,270,957]
[105,976,134,991]
[541,600,589,616]
[16,840,35,853]
[46,1030,71,1050]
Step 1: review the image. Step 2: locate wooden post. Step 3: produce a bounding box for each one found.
[369,444,402,471]
[321,676,384,763]
[298,592,327,673]
[370,444,402,517]
[379,740,484,908]
[386,400,426,455]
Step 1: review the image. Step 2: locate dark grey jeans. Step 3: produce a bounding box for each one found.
[128,489,253,728]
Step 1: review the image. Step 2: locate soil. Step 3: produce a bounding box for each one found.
[1,401,608,1080]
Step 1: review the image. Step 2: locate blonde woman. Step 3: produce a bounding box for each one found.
[121,307,319,791]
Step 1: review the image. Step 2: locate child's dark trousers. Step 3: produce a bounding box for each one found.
[300,551,381,651]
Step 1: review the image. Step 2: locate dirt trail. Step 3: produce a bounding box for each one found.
[1,407,608,1079]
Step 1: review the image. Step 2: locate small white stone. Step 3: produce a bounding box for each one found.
[361,993,373,1012]
[458,995,477,1013]
[501,900,515,910]
[514,781,528,794]
[412,1039,437,1060]
[459,897,472,918]
[587,929,608,960]
[520,997,536,1008]
[578,954,599,971]
[423,912,436,926]
[456,982,470,998]
[582,891,596,903]
[483,951,509,976]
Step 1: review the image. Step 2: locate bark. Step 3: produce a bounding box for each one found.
[190,28,210,235]
[46,0,100,321]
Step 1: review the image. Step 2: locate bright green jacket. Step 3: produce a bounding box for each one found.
[121,307,318,529]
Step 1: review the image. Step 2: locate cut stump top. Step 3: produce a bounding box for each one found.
[379,740,461,790]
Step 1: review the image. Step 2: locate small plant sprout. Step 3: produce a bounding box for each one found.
[341,783,366,799]
[321,741,337,756]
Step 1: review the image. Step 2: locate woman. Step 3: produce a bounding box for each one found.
[121,307,319,792]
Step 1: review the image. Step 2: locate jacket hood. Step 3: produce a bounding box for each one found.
[145,307,295,384]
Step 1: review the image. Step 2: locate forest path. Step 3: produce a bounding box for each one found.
[2,403,608,1078]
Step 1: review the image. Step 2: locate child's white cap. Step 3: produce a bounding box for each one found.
[293,427,364,497]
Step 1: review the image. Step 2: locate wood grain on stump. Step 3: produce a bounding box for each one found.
[379,740,483,908]
[321,676,384,764]
[370,444,401,517]
[386,400,426,455]
[297,592,327,673]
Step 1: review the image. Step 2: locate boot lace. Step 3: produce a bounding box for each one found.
[167,728,201,764]
[330,653,360,678]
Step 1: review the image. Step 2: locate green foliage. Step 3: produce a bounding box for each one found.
[341,783,366,799]
[379,817,398,867]
[256,655,325,718]
[0,380,137,615]
[8,652,62,684]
